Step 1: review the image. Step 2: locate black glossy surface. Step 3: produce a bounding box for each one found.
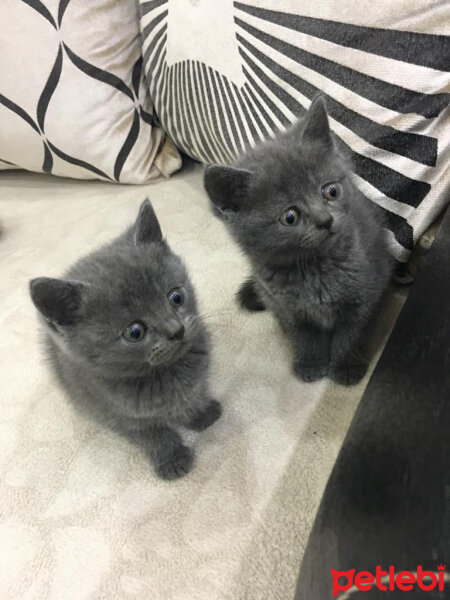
[295,207,450,599]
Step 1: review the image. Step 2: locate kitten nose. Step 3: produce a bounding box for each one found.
[168,324,185,341]
[318,215,333,230]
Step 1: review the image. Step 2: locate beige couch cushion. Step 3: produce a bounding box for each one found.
[0,165,403,599]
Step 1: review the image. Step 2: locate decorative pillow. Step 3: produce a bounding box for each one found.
[140,0,450,262]
[0,0,181,183]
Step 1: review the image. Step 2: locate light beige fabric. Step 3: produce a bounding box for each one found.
[0,165,403,600]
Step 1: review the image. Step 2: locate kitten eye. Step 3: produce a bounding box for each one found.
[322,182,342,201]
[168,287,185,308]
[279,207,300,227]
[123,321,146,343]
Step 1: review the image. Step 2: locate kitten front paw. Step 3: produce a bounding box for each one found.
[188,400,222,431]
[329,362,368,386]
[156,445,193,480]
[294,360,329,382]
[237,279,266,312]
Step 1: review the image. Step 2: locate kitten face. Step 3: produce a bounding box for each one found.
[67,248,198,372]
[231,152,351,260]
[204,96,356,263]
[30,201,201,376]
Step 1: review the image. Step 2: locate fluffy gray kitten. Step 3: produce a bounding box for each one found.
[30,200,221,480]
[204,96,393,386]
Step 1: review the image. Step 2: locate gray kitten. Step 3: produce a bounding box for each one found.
[30,200,221,480]
[204,96,393,385]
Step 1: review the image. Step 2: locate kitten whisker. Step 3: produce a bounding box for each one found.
[193,309,236,323]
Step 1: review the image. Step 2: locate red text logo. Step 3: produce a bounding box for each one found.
[331,564,446,597]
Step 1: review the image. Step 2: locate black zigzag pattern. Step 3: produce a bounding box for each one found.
[1,0,154,182]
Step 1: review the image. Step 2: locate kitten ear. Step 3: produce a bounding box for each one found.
[135,199,163,245]
[301,95,333,151]
[204,165,252,222]
[30,277,86,326]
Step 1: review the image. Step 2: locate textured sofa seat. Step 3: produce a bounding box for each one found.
[0,164,404,600]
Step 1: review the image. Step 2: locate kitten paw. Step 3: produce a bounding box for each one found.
[330,362,368,386]
[188,400,222,431]
[237,280,266,312]
[294,361,329,382]
[156,445,193,480]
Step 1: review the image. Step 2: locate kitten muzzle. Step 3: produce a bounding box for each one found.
[147,339,189,366]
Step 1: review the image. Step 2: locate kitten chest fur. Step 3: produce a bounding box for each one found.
[252,226,370,331]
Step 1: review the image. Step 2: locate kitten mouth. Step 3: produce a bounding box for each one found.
[300,231,331,249]
[170,340,189,360]
[319,229,336,244]
[147,340,189,366]
[326,228,340,245]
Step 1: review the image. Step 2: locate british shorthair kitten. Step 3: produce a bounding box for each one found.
[30,200,221,480]
[204,96,393,385]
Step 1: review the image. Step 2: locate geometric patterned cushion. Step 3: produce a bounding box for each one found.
[140,0,450,261]
[0,0,181,184]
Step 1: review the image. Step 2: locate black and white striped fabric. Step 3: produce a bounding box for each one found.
[140,0,450,262]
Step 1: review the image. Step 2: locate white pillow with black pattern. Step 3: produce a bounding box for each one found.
[0,0,181,183]
[140,0,450,264]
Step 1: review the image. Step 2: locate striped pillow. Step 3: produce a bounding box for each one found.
[140,0,450,262]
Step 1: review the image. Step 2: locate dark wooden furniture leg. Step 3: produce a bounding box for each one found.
[295,206,450,599]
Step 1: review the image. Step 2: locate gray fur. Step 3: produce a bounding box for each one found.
[30,200,221,480]
[204,96,393,385]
